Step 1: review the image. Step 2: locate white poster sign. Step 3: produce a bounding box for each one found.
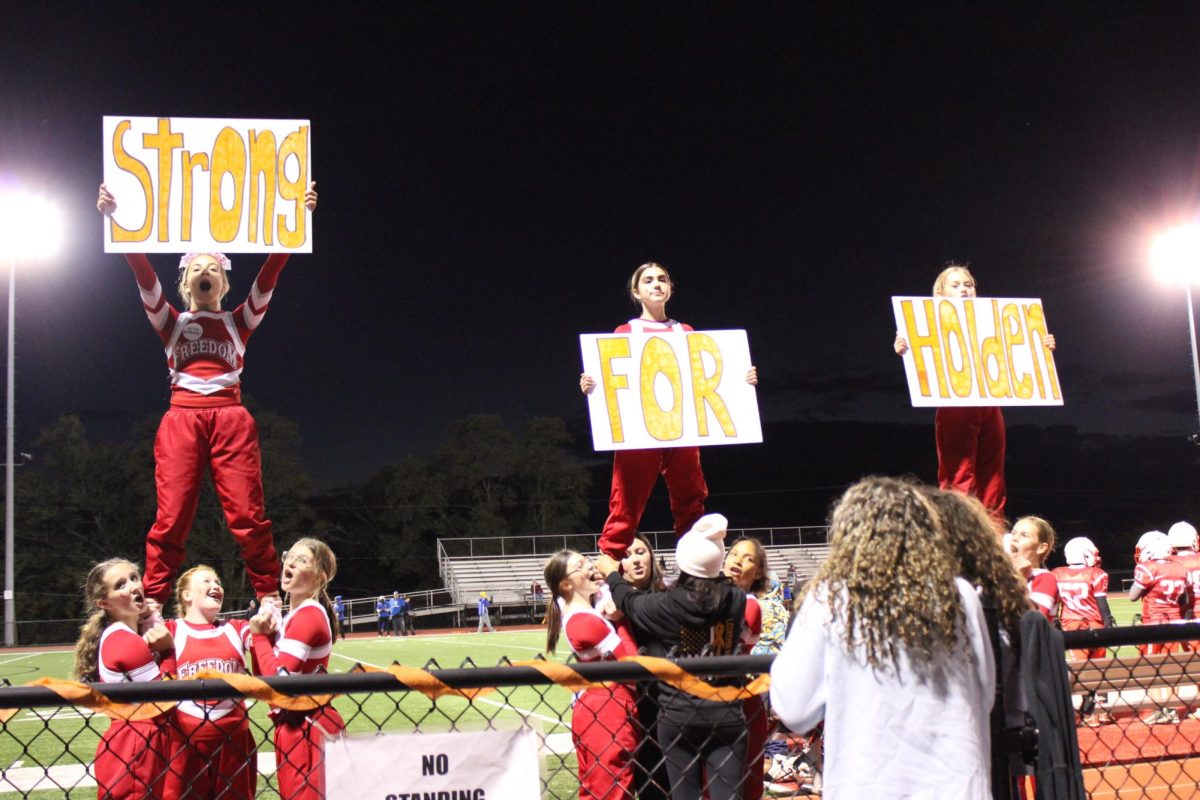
[579,329,762,451]
[101,115,312,254]
[891,296,1063,407]
[327,728,539,800]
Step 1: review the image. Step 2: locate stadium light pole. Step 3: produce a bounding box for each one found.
[1151,225,1200,441]
[0,190,61,646]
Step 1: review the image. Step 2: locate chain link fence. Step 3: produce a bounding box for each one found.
[2,626,1200,799]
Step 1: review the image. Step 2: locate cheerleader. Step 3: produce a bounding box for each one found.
[72,559,175,800]
[580,262,757,558]
[723,537,767,800]
[620,534,669,800]
[895,263,1055,521]
[96,182,317,607]
[1007,515,1060,623]
[164,565,255,800]
[545,550,639,800]
[249,538,344,800]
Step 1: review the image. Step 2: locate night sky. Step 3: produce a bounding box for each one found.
[4,5,1200,503]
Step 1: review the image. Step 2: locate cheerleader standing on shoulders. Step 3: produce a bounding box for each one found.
[723,537,768,800]
[249,538,344,800]
[580,262,757,558]
[1007,516,1059,623]
[164,565,255,800]
[72,559,175,800]
[895,263,1055,522]
[96,182,317,608]
[544,550,639,800]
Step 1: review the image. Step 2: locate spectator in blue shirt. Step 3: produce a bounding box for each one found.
[376,595,390,637]
[477,592,495,633]
[333,595,347,640]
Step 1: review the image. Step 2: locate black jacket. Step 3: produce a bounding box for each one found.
[606,572,747,722]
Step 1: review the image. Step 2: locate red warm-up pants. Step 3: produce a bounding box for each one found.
[273,706,345,800]
[935,406,1006,520]
[741,696,768,800]
[163,710,256,800]
[143,404,279,603]
[573,685,638,800]
[95,717,173,800]
[598,447,708,558]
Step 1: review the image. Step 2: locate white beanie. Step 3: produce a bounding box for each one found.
[676,513,728,579]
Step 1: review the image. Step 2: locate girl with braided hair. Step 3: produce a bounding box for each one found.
[96,182,317,610]
[249,538,343,800]
[770,477,995,799]
[72,558,176,800]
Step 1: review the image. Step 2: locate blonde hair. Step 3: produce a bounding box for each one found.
[926,489,1031,637]
[176,253,231,308]
[805,477,964,671]
[1013,515,1056,566]
[932,262,977,296]
[72,558,136,682]
[629,262,672,305]
[287,538,340,639]
[173,564,219,619]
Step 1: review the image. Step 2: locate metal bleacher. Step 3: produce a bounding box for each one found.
[437,526,831,605]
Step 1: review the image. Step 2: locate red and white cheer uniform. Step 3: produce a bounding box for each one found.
[598,319,708,558]
[563,605,639,800]
[251,600,345,800]
[125,253,285,603]
[95,622,174,800]
[1026,569,1059,624]
[164,618,255,800]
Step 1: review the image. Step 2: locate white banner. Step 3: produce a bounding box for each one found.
[101,115,312,254]
[580,329,762,451]
[892,296,1063,407]
[327,728,540,800]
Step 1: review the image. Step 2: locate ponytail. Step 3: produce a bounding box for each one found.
[317,585,341,640]
[543,550,573,653]
[72,611,109,682]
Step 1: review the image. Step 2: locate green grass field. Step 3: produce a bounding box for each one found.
[0,629,583,799]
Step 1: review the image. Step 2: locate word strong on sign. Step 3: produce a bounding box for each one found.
[580,329,762,451]
[102,116,311,254]
[892,296,1063,408]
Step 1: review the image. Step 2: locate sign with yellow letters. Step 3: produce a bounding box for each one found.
[892,296,1063,407]
[101,116,311,253]
[580,329,762,451]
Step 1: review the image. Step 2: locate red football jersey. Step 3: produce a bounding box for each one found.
[1052,565,1108,625]
[1174,550,1200,615]
[1133,559,1190,622]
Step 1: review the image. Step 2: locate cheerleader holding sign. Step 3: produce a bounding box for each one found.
[894,263,1055,520]
[96,182,317,607]
[580,262,758,558]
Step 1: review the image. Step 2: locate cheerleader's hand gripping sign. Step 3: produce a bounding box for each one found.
[580,329,762,451]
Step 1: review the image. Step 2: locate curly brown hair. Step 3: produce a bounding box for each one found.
[925,488,1031,638]
[805,476,965,672]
